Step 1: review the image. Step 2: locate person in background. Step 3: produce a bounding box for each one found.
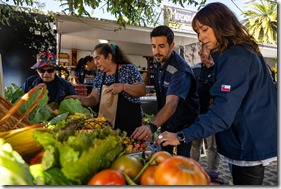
[155,3,277,185]
[191,43,220,182]
[74,55,97,94]
[74,55,97,84]
[67,44,146,136]
[132,25,200,157]
[22,52,77,107]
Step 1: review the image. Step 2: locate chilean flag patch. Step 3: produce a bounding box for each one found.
[221,84,231,92]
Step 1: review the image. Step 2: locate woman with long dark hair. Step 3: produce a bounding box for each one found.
[154,2,277,185]
[67,44,146,136]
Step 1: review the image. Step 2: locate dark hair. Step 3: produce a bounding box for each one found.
[75,56,94,71]
[93,43,132,65]
[75,57,85,71]
[150,25,174,45]
[83,55,93,63]
[192,2,260,55]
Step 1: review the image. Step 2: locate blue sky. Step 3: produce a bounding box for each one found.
[38,0,247,21]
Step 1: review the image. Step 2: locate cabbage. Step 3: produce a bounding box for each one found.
[58,98,94,118]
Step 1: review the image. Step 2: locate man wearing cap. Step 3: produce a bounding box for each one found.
[22,52,77,106]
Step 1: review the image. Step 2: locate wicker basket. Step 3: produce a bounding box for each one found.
[0,83,48,159]
[0,83,47,132]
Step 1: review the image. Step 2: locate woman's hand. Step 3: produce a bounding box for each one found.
[154,131,180,146]
[105,83,124,94]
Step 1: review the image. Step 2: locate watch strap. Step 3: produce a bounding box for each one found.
[177,132,186,143]
[148,122,157,133]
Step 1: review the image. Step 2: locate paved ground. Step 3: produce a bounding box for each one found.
[199,156,278,186]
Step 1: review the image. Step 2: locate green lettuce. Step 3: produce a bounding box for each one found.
[33,128,125,184]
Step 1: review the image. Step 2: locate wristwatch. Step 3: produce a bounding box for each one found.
[176,132,186,143]
[148,122,158,133]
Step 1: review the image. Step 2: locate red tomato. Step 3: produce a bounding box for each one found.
[140,143,146,148]
[150,151,172,165]
[110,154,143,179]
[29,150,44,165]
[134,143,140,148]
[87,169,126,185]
[154,156,211,185]
[140,165,157,185]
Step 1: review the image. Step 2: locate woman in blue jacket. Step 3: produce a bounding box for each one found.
[155,2,277,185]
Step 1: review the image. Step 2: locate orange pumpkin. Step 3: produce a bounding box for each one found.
[154,156,211,185]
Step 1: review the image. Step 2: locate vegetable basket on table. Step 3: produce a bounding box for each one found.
[0,83,48,159]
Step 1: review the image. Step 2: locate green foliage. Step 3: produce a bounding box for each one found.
[0,4,56,52]
[241,0,277,45]
[18,88,53,123]
[58,98,93,118]
[1,0,202,29]
[4,83,53,123]
[143,113,154,125]
[4,83,24,104]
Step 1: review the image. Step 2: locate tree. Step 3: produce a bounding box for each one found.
[241,0,277,45]
[1,0,205,28]
[0,3,56,52]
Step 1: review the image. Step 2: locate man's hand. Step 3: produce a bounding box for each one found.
[131,125,153,141]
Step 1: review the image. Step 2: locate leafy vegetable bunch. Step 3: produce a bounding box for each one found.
[32,127,126,185]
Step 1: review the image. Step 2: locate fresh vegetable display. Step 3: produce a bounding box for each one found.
[1,85,212,186]
[122,137,148,154]
[32,127,126,185]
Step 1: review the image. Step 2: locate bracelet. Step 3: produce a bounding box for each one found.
[148,122,158,133]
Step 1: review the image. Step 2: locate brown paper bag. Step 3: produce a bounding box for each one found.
[98,85,119,128]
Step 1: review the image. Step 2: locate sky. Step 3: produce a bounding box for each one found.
[35,0,248,21]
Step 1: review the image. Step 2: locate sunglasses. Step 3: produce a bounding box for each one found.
[37,68,55,73]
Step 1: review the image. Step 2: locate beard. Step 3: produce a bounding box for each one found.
[153,54,169,64]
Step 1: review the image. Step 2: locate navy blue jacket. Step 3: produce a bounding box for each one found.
[22,74,77,105]
[182,45,277,161]
[154,51,199,132]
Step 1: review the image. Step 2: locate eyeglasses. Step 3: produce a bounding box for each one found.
[37,68,55,73]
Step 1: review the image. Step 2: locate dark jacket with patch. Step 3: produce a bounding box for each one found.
[182,45,277,161]
[154,50,199,132]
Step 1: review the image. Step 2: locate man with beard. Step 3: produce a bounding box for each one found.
[132,25,200,157]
